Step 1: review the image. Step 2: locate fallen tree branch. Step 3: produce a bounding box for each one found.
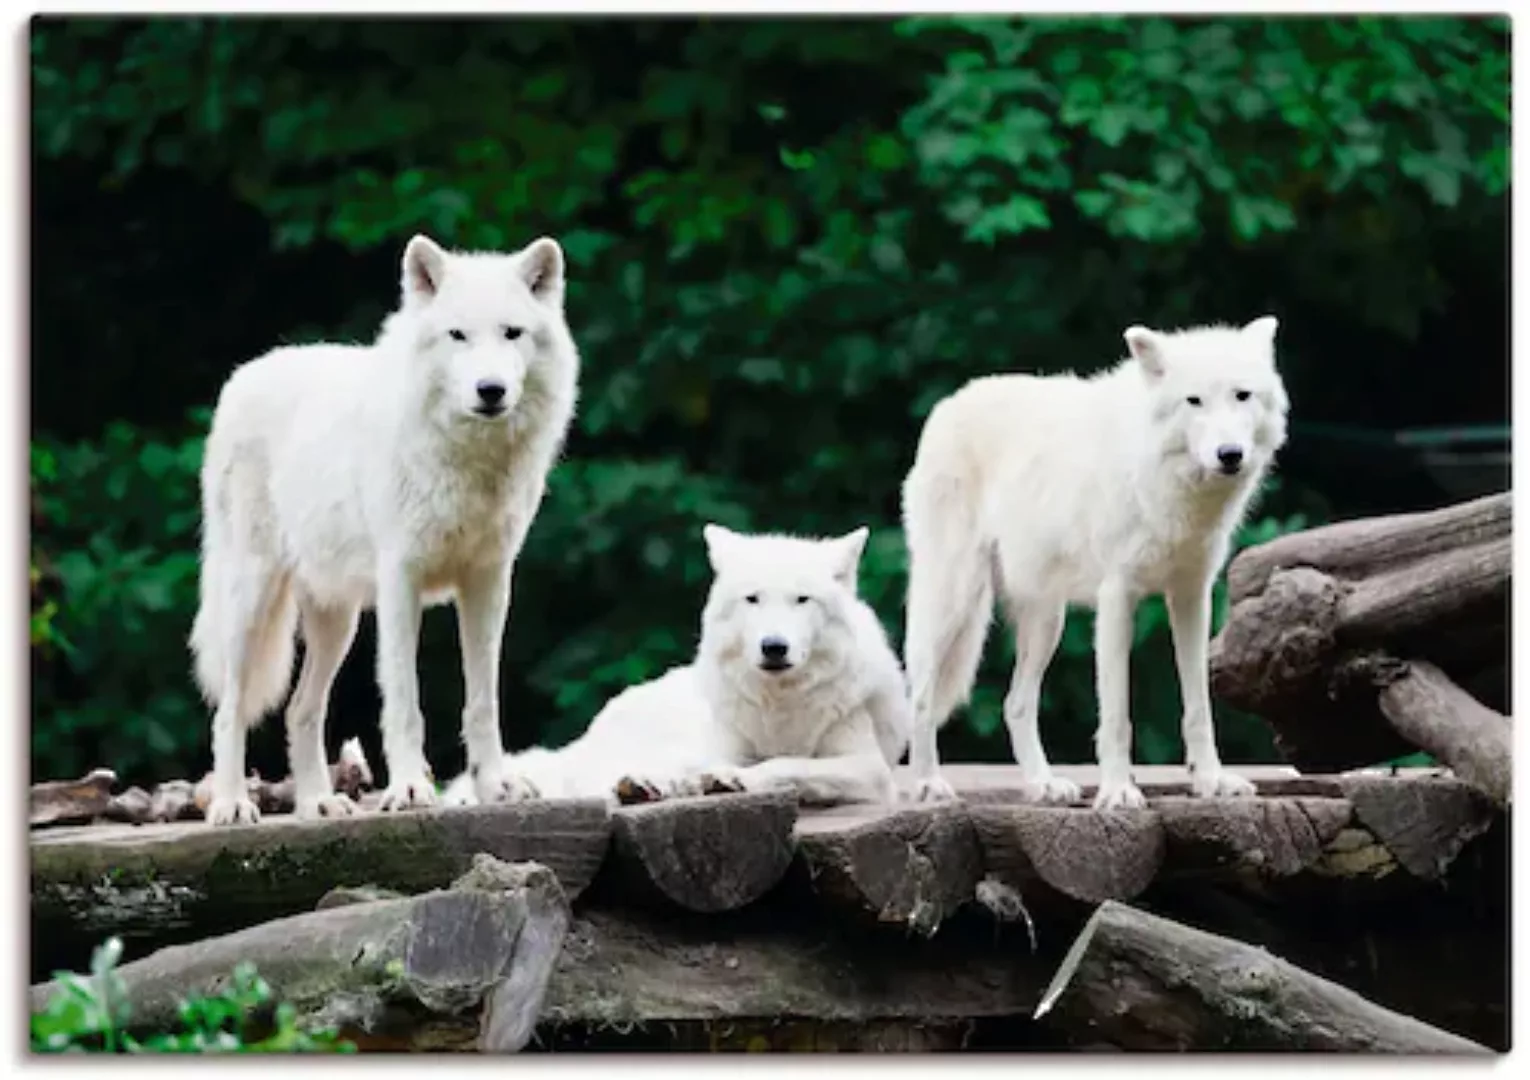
[1033,900,1489,1052]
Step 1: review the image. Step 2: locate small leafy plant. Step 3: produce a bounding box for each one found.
[30,937,355,1054]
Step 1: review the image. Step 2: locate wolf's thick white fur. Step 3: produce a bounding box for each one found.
[901,317,1290,810]
[442,526,911,808]
[190,234,579,825]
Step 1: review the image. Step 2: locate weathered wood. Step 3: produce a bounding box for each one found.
[795,804,982,936]
[30,769,117,828]
[31,799,610,969]
[1226,491,1510,604]
[1034,900,1490,1052]
[1362,658,1510,807]
[609,791,797,913]
[1337,537,1510,647]
[1211,495,1510,776]
[541,905,1051,1028]
[970,805,1164,904]
[315,884,406,910]
[926,762,1317,803]
[1336,774,1498,880]
[31,856,570,1053]
[1156,796,1354,876]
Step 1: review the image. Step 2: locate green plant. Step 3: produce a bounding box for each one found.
[31,937,355,1054]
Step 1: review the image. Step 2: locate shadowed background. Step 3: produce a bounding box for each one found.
[29,15,1509,789]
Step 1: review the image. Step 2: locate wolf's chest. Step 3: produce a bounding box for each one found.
[725,696,850,762]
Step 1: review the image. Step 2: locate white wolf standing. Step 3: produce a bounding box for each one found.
[442,525,911,807]
[901,317,1290,810]
[189,233,579,825]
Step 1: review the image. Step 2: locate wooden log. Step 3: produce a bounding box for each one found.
[1360,658,1510,808]
[795,805,982,936]
[31,799,610,971]
[30,769,117,828]
[1336,774,1498,880]
[540,905,1051,1029]
[608,791,797,913]
[31,856,571,1053]
[1155,796,1354,877]
[1226,491,1510,604]
[971,797,1363,905]
[1337,537,1509,648]
[970,805,1164,904]
[1033,900,1490,1052]
[1212,550,1509,778]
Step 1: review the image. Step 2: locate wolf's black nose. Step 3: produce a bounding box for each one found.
[476,380,507,406]
[1216,444,1245,472]
[760,637,789,661]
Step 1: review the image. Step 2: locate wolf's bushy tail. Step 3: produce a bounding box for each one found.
[901,457,995,730]
[189,488,296,725]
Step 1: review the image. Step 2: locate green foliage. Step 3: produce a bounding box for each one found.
[31,422,209,780]
[28,16,1508,781]
[31,937,354,1054]
[902,16,1508,245]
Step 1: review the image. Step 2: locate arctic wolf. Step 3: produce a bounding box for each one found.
[190,233,580,825]
[442,525,911,807]
[901,316,1290,810]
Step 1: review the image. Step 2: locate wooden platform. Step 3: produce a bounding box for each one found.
[29,763,1508,1050]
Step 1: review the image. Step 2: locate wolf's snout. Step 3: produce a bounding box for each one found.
[476,379,507,407]
[1216,444,1245,474]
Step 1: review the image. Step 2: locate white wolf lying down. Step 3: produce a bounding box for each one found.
[190,233,579,825]
[901,316,1290,811]
[444,525,911,807]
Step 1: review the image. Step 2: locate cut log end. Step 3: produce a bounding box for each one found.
[610,790,798,913]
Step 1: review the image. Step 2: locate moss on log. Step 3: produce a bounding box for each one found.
[31,799,609,962]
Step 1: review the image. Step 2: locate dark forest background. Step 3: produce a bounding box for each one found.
[29,16,1509,789]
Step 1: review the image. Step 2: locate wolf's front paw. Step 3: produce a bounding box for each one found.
[378,775,438,812]
[909,774,958,803]
[1092,780,1147,812]
[1023,774,1082,805]
[474,763,539,805]
[206,795,261,826]
[1191,768,1256,799]
[697,766,753,795]
[614,774,668,805]
[295,793,357,820]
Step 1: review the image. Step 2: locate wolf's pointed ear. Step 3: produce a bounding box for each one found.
[1123,325,1166,378]
[403,234,448,300]
[519,237,566,305]
[702,523,741,573]
[825,527,870,588]
[1243,314,1279,346]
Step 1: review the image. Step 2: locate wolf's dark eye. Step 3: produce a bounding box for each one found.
[744,594,760,605]
[503,326,524,342]
[1234,389,1252,402]
[447,329,468,342]
[795,595,810,605]
[1186,395,1202,407]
